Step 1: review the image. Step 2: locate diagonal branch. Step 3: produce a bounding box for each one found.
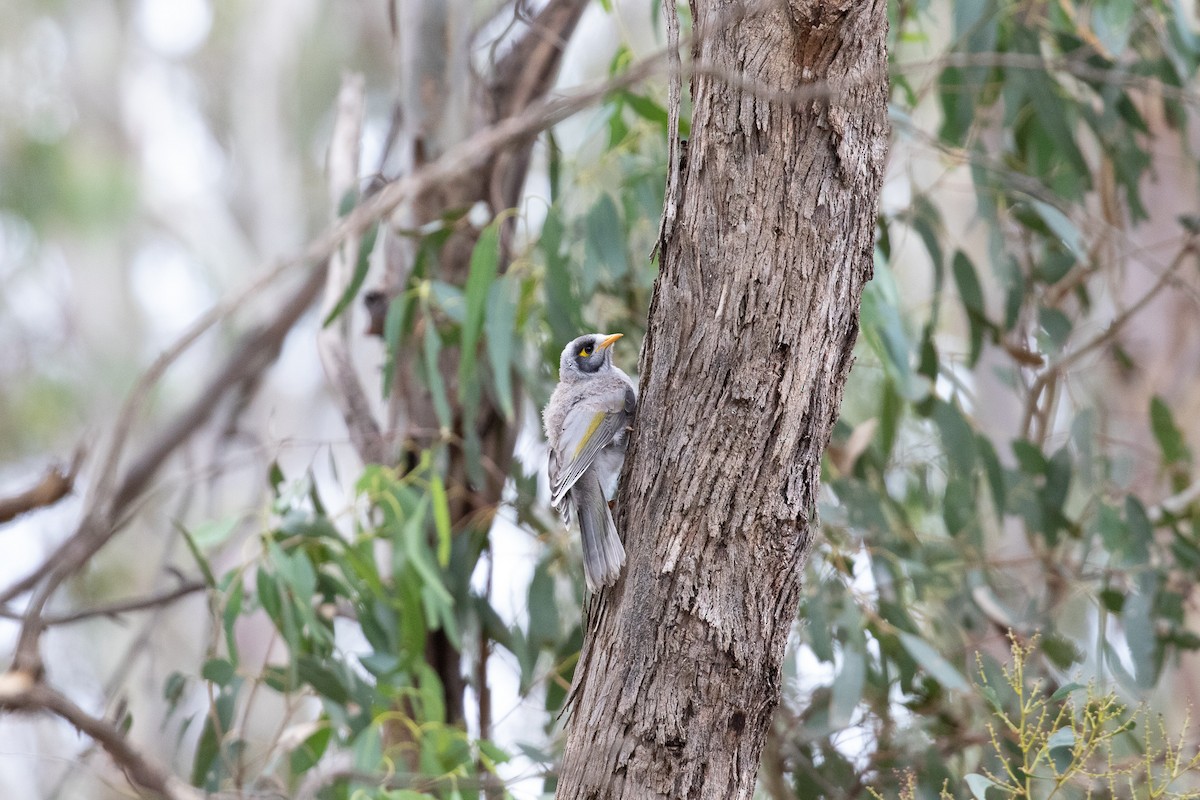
[1,50,672,677]
[0,677,203,800]
[1,265,329,676]
[1019,236,1199,440]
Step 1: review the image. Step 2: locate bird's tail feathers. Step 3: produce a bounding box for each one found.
[574,470,626,593]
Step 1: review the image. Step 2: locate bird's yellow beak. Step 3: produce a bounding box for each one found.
[597,333,624,350]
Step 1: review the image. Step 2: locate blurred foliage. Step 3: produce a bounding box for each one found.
[788,0,1200,797]
[5,0,1200,798]
[868,636,1200,799]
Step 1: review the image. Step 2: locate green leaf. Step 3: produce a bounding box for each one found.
[1124,496,1153,564]
[478,739,511,767]
[222,578,243,663]
[861,277,924,400]
[422,310,452,430]
[297,656,350,704]
[192,685,238,789]
[619,90,669,128]
[1151,395,1190,466]
[830,641,867,728]
[429,471,452,567]
[289,726,332,776]
[202,657,236,687]
[163,672,188,717]
[189,516,240,550]
[1031,201,1086,263]
[1099,587,1125,613]
[583,193,626,288]
[977,435,1006,520]
[897,631,969,691]
[965,773,1001,800]
[933,400,976,476]
[381,285,413,398]
[322,223,379,327]
[256,569,281,624]
[459,218,503,402]
[1042,446,1073,531]
[1046,726,1076,773]
[527,561,559,648]
[485,277,518,421]
[952,251,987,366]
[176,521,217,589]
[1123,571,1161,688]
[1041,633,1081,669]
[1038,307,1073,352]
[1049,682,1086,702]
[541,208,581,344]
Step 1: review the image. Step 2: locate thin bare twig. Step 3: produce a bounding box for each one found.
[895,51,1200,109]
[0,678,204,800]
[654,0,684,260]
[1,264,328,679]
[0,581,205,626]
[1019,237,1199,439]
[0,450,84,525]
[318,72,388,465]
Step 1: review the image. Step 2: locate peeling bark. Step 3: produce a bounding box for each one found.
[557,1,889,797]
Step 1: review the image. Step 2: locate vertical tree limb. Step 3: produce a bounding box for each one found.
[318,72,389,465]
[558,1,890,797]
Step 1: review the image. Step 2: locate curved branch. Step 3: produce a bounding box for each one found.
[0,678,203,800]
[0,450,83,525]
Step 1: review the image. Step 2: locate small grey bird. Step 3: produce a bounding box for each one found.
[543,333,637,592]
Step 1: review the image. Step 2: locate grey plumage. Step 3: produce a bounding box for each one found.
[543,333,636,592]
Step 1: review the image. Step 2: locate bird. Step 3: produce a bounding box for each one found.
[543,332,637,592]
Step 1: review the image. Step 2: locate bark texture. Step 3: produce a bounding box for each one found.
[557,1,889,798]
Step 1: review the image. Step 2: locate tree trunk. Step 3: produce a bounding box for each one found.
[557,1,889,797]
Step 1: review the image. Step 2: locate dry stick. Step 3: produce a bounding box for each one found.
[896,51,1200,108]
[89,256,325,517]
[318,72,388,465]
[0,680,204,800]
[0,450,84,525]
[653,0,684,260]
[0,581,205,626]
[1018,238,1199,439]
[2,264,330,682]
[0,265,328,605]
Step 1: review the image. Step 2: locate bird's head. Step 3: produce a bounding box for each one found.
[559,333,623,381]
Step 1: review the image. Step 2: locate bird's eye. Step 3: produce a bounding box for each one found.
[578,347,592,358]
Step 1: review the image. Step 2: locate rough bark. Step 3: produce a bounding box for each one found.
[557,1,889,798]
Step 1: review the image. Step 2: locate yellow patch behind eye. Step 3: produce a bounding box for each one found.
[579,347,591,357]
[573,412,606,458]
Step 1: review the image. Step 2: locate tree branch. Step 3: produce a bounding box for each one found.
[2,49,674,681]
[318,72,388,465]
[0,678,204,800]
[1019,237,1199,439]
[0,580,205,626]
[1,265,328,676]
[654,0,683,260]
[0,449,84,525]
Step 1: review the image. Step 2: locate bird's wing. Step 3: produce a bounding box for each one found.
[550,384,635,507]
